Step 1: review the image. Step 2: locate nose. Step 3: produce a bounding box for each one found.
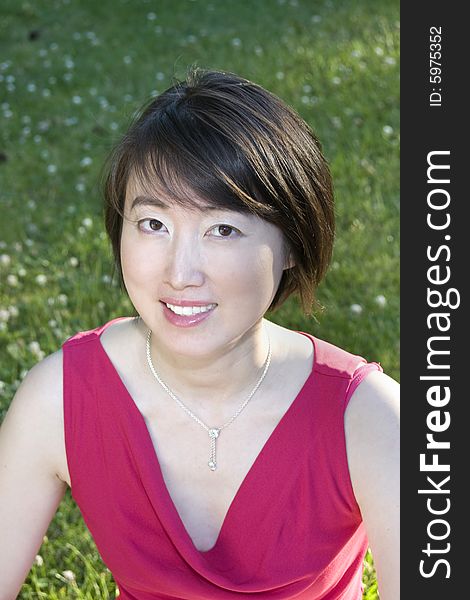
[163,232,205,290]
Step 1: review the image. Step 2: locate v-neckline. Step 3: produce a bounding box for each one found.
[94,317,317,557]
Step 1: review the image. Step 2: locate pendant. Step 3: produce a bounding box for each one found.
[208,428,220,471]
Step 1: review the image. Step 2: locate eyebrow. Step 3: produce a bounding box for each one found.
[130,195,224,212]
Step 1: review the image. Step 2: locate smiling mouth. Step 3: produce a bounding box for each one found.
[162,302,217,316]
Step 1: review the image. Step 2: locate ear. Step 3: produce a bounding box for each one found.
[283,251,296,270]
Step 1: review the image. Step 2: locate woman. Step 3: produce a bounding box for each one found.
[0,68,399,599]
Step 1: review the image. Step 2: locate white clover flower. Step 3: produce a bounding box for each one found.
[62,570,76,581]
[34,554,44,566]
[27,83,37,92]
[156,72,165,81]
[27,199,37,210]
[123,55,132,64]
[64,57,75,69]
[0,309,10,322]
[383,125,394,136]
[48,76,57,85]
[50,42,59,51]
[72,95,82,104]
[49,319,57,327]
[42,89,51,98]
[28,341,41,354]
[63,73,73,82]
[110,121,118,131]
[276,71,285,80]
[331,76,341,85]
[8,305,19,317]
[47,164,57,174]
[385,56,396,65]
[0,380,6,391]
[102,274,112,284]
[34,135,42,143]
[7,274,18,286]
[375,46,384,56]
[147,12,157,20]
[311,14,322,23]
[80,156,92,167]
[350,303,363,315]
[4,109,13,118]
[75,182,85,192]
[154,25,163,34]
[58,294,68,305]
[231,38,242,47]
[82,217,93,228]
[0,253,11,266]
[18,267,26,277]
[35,274,47,286]
[72,32,81,40]
[375,294,387,307]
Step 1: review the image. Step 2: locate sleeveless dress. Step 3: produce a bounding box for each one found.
[62,317,383,600]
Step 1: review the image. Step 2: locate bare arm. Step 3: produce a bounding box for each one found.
[0,350,67,600]
[344,370,400,600]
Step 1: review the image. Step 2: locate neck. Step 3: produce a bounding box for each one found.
[140,317,273,413]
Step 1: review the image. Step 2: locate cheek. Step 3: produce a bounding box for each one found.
[217,245,279,299]
[120,230,161,286]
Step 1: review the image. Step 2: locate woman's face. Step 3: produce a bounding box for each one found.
[120,176,293,359]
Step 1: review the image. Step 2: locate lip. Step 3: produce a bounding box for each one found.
[160,297,218,307]
[160,300,216,328]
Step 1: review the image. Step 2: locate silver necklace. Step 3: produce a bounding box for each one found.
[145,328,272,471]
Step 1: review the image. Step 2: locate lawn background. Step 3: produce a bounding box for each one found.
[0,0,399,597]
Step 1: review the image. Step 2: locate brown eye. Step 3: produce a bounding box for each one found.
[218,225,233,236]
[149,219,163,231]
[138,219,167,234]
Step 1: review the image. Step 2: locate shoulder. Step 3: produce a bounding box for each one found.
[344,370,400,506]
[344,371,400,597]
[20,348,63,398]
[3,349,65,479]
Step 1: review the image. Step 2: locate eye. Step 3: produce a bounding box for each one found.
[209,224,240,238]
[138,219,167,234]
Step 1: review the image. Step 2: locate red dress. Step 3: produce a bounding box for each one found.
[63,317,382,599]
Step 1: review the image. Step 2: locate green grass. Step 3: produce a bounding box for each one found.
[0,0,399,597]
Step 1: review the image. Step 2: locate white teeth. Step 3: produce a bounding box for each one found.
[165,303,216,316]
